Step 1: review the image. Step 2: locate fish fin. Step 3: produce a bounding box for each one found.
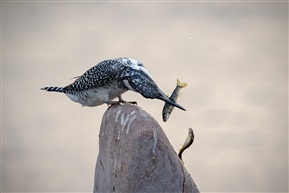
[177,79,188,88]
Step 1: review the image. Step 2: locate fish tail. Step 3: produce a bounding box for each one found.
[177,79,187,88]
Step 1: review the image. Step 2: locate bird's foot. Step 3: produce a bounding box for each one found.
[128,101,137,105]
[106,96,137,107]
[118,95,137,105]
[120,100,137,105]
[106,100,122,107]
[119,99,126,104]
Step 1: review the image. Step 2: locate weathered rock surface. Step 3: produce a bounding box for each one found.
[94,104,199,193]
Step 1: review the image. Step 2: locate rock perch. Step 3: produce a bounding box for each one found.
[94,104,199,193]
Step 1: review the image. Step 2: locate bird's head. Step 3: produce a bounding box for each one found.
[120,57,154,80]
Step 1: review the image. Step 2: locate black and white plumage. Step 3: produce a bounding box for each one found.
[41,57,185,111]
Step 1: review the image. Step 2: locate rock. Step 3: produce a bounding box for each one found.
[94,104,200,193]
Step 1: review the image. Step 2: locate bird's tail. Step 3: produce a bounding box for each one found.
[41,86,64,93]
[160,95,186,111]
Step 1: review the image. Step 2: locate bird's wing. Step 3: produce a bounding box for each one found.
[64,60,120,91]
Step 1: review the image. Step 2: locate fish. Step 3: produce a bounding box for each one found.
[162,79,187,122]
[178,128,194,161]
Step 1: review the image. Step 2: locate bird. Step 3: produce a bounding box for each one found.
[41,57,185,111]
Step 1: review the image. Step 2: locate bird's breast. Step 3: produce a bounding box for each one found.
[65,87,127,107]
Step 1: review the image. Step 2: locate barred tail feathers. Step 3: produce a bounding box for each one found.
[176,79,187,88]
[41,86,64,93]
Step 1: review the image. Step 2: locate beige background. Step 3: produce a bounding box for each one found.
[2,1,288,192]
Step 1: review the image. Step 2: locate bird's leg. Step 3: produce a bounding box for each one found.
[105,96,126,106]
[105,97,122,106]
[105,100,121,106]
[117,95,137,105]
[118,95,126,104]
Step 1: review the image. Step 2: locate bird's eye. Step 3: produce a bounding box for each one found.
[137,63,144,67]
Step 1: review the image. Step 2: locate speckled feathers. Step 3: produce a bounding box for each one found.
[42,57,185,110]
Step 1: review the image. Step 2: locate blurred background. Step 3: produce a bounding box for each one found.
[1,1,288,192]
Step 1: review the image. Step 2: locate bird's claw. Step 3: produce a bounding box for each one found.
[106,99,137,107]
[128,101,137,105]
[120,100,137,105]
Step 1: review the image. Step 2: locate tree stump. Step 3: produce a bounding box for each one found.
[94,104,199,193]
